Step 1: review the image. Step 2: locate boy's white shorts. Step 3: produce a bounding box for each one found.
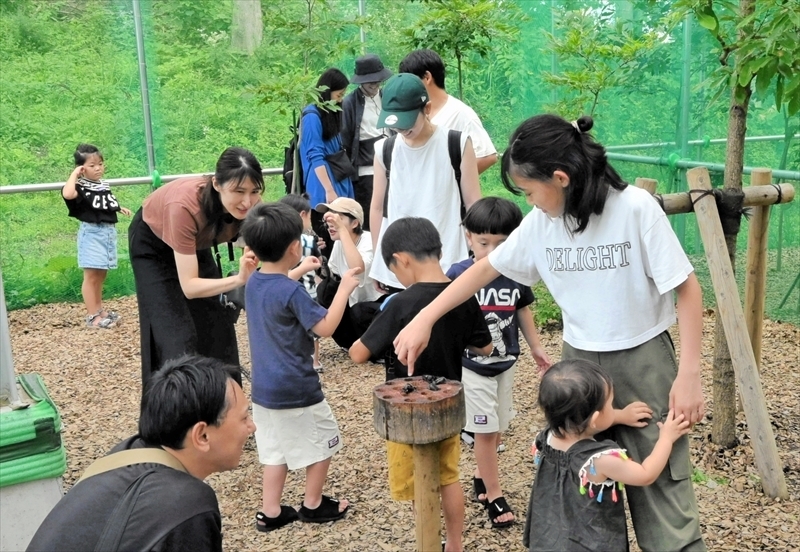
[253,400,343,470]
[462,365,517,434]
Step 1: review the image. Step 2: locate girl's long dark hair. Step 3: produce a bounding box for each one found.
[200,147,264,236]
[316,68,349,141]
[500,114,626,234]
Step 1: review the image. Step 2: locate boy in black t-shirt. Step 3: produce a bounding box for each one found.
[350,217,491,552]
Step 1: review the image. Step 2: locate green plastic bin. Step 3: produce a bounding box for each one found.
[0,374,66,488]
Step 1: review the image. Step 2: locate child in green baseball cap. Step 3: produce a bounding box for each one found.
[369,71,482,306]
[377,73,430,130]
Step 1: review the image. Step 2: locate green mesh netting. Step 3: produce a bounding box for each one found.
[0,0,797,324]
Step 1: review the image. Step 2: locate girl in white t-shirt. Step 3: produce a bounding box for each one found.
[394,114,706,552]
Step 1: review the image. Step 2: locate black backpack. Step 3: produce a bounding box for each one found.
[382,129,464,217]
[282,111,303,195]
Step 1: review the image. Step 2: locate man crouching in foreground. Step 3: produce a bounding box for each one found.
[27,354,255,552]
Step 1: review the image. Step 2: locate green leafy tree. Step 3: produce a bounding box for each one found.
[543,3,664,117]
[677,0,800,448]
[402,0,520,100]
[253,0,362,115]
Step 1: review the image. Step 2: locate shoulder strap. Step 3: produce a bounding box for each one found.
[93,469,156,552]
[382,134,398,215]
[78,448,187,484]
[447,130,466,218]
[447,129,462,186]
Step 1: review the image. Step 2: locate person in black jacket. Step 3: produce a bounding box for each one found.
[341,54,392,231]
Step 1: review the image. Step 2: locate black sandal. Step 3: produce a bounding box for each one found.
[297,495,349,523]
[472,477,488,506]
[487,496,514,529]
[255,506,298,533]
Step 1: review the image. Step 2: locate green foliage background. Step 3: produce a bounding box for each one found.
[0,0,798,326]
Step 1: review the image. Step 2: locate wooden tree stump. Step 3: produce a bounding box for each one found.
[373,377,465,552]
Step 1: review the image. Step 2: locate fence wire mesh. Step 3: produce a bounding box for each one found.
[1,0,798,324]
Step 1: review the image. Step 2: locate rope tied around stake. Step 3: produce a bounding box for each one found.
[771,183,783,204]
[688,187,747,235]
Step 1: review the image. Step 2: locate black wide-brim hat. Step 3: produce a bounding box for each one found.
[351,54,393,84]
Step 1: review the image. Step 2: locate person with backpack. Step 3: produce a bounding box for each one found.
[300,68,356,252]
[369,73,481,290]
[399,49,497,175]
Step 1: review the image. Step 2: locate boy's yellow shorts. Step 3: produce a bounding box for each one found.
[386,434,461,501]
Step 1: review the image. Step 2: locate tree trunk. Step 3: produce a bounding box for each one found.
[776,109,794,272]
[711,7,753,445]
[231,0,263,55]
[456,53,464,100]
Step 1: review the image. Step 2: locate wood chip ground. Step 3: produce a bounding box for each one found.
[7,298,799,551]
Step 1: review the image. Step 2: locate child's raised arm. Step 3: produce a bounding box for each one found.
[311,267,361,337]
[62,165,84,201]
[289,256,321,281]
[517,305,551,375]
[592,409,690,487]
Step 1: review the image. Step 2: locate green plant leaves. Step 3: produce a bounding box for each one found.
[695,4,719,32]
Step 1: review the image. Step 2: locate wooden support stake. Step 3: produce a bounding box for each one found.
[635,177,658,194]
[744,169,772,370]
[687,167,788,499]
[414,442,442,552]
[373,377,466,551]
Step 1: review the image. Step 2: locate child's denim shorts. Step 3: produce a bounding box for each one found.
[77,222,118,270]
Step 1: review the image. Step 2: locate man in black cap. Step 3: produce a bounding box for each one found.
[341,54,393,231]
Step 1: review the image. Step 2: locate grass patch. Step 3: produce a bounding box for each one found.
[692,467,729,486]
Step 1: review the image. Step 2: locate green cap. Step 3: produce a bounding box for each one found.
[377,73,429,130]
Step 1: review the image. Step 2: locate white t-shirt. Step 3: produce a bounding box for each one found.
[431,95,496,159]
[488,185,693,352]
[358,94,384,177]
[370,126,470,288]
[328,231,383,306]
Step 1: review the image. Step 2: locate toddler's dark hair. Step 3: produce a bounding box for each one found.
[74,143,102,165]
[279,193,312,214]
[241,202,303,263]
[381,217,441,267]
[501,114,627,234]
[462,196,523,236]
[538,359,613,438]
